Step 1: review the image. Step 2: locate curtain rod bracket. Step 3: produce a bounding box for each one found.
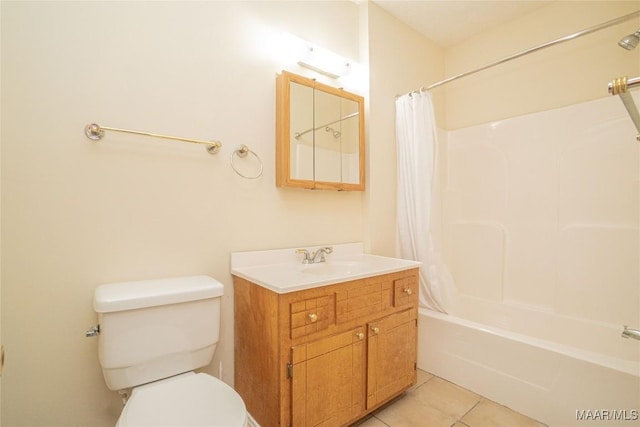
[607,76,640,140]
[608,76,629,95]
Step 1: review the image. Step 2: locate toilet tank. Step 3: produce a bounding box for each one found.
[94,276,224,391]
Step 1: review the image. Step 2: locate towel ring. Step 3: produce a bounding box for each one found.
[231,145,263,179]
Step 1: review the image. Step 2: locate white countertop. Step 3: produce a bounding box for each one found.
[230,243,421,294]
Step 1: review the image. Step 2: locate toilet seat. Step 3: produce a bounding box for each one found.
[117,372,248,427]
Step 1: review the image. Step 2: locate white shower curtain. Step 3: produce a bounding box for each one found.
[395,91,451,313]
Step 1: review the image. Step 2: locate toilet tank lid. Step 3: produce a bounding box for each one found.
[94,276,224,313]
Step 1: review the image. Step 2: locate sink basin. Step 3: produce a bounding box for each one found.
[298,260,370,276]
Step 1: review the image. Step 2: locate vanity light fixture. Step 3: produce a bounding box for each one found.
[297,42,351,79]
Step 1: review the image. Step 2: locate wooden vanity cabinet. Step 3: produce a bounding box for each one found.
[233,268,418,427]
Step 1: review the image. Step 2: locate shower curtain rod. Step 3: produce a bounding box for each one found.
[414,10,640,92]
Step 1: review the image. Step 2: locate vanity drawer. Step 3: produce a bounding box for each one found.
[336,277,392,323]
[290,295,333,339]
[393,276,418,307]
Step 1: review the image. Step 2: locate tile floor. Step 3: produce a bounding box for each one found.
[353,370,547,427]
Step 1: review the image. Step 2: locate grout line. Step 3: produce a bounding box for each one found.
[373,415,392,427]
[417,372,437,389]
[457,399,482,425]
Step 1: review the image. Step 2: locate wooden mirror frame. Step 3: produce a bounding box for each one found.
[276,71,365,191]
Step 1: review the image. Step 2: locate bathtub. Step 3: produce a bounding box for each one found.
[417,301,640,426]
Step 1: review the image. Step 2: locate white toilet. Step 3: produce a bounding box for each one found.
[93,275,248,427]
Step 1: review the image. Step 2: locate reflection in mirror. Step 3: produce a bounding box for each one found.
[276,71,365,191]
[290,82,314,181]
[339,97,360,184]
[314,89,341,183]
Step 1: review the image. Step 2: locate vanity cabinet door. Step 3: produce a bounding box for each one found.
[366,309,417,409]
[291,327,367,427]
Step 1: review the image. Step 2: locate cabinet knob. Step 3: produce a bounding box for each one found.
[308,313,318,323]
[403,288,413,295]
[370,326,380,335]
[355,332,364,340]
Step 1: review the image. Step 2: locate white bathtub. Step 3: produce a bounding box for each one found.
[417,302,640,427]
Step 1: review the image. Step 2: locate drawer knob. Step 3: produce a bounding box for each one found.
[370,326,380,335]
[355,332,364,340]
[308,313,318,323]
[403,288,413,295]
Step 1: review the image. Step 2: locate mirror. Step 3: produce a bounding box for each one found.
[276,71,365,190]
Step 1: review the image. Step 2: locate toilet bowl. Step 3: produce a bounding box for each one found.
[117,373,247,427]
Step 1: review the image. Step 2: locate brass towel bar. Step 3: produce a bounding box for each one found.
[84,123,222,154]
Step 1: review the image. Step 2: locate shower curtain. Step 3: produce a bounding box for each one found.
[395,91,451,313]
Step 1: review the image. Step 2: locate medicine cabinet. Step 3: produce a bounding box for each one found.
[276,71,365,191]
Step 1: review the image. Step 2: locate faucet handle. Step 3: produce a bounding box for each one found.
[322,246,334,254]
[295,248,312,264]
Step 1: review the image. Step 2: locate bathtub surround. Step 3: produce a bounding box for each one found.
[419,93,640,426]
[442,93,639,328]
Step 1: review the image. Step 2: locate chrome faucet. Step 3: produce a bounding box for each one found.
[311,246,333,263]
[622,326,640,341]
[295,246,333,264]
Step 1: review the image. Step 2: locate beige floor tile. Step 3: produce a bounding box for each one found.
[410,376,481,420]
[350,372,543,427]
[461,399,546,427]
[373,393,458,427]
[350,414,388,427]
[410,369,434,390]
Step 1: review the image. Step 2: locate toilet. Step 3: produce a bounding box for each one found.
[93,275,248,427]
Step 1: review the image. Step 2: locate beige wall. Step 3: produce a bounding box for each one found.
[443,1,640,130]
[1,2,372,426]
[366,2,444,256]
[0,0,3,418]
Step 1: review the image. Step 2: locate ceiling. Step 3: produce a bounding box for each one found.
[372,1,550,47]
